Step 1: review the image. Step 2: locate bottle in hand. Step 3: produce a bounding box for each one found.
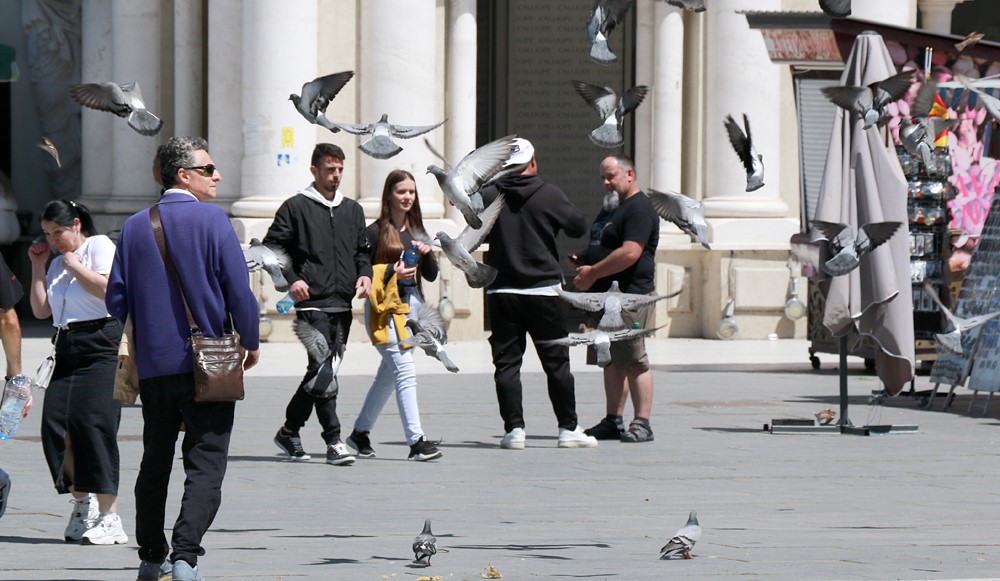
[0,375,32,440]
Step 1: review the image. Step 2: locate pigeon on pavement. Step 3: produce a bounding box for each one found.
[392,303,459,373]
[821,70,915,129]
[647,189,711,249]
[660,511,701,559]
[572,81,649,148]
[537,325,661,368]
[37,137,61,168]
[556,281,681,331]
[586,0,634,65]
[412,519,437,567]
[244,238,291,292]
[324,113,445,160]
[922,282,1000,356]
[70,81,163,136]
[427,135,518,229]
[811,220,902,277]
[818,0,850,18]
[665,0,706,11]
[292,319,342,400]
[289,70,354,132]
[421,194,506,289]
[723,114,765,192]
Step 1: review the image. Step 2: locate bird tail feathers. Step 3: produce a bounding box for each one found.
[589,39,618,65]
[459,205,483,230]
[468,191,485,214]
[437,350,460,373]
[128,110,164,136]
[589,124,624,148]
[359,136,403,160]
[464,262,498,289]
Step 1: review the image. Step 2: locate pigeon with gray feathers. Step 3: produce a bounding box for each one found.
[818,0,850,18]
[70,81,163,136]
[557,281,681,331]
[821,70,915,129]
[423,137,531,189]
[416,194,506,289]
[391,303,459,373]
[586,0,634,65]
[899,80,957,176]
[665,0,705,11]
[811,220,902,277]
[660,511,701,559]
[572,81,649,148]
[922,282,1000,356]
[289,70,354,132]
[324,113,445,160]
[244,238,291,292]
[412,519,437,567]
[647,189,711,249]
[723,114,765,192]
[292,319,342,400]
[427,135,518,229]
[537,325,661,368]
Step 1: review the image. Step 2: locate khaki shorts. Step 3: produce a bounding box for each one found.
[586,301,654,372]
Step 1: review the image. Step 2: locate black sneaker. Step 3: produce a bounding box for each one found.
[585,417,625,440]
[407,437,443,462]
[346,430,376,458]
[273,428,311,461]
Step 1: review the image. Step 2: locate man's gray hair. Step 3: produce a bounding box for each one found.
[158,136,209,189]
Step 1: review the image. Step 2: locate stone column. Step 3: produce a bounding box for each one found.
[918,0,966,35]
[357,0,440,218]
[229,0,318,222]
[441,0,476,225]
[651,1,684,193]
[633,0,654,181]
[173,0,204,139]
[851,0,918,28]
[703,0,792,245]
[206,0,242,209]
[80,0,113,202]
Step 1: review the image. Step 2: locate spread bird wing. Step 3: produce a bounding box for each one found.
[537,332,597,347]
[390,119,446,139]
[450,135,519,196]
[618,85,649,117]
[922,282,962,330]
[455,193,505,252]
[666,0,706,11]
[572,80,619,119]
[810,220,849,243]
[607,325,661,342]
[70,82,129,114]
[321,119,373,136]
[409,228,442,250]
[911,79,939,119]
[873,71,917,107]
[962,311,1000,331]
[818,0,851,18]
[292,319,331,362]
[724,114,754,174]
[411,304,449,344]
[820,85,869,114]
[38,137,61,168]
[300,70,354,116]
[648,189,702,227]
[596,0,633,35]
[556,286,607,312]
[858,221,901,252]
[618,288,682,310]
[422,137,455,169]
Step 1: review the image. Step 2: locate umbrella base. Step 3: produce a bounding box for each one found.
[766,419,918,435]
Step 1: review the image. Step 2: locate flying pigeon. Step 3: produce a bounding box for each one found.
[818,0,850,18]
[37,137,61,168]
[412,519,437,567]
[955,32,985,52]
[572,81,649,148]
[899,79,957,176]
[660,511,701,559]
[821,70,916,129]
[957,74,1000,125]
[723,114,765,192]
[392,303,459,373]
[244,238,291,292]
[289,70,355,132]
[811,220,902,277]
[586,0,634,65]
[423,137,529,192]
[665,0,705,11]
[922,282,1000,356]
[324,113,445,160]
[647,189,711,249]
[556,280,682,331]
[292,319,342,400]
[70,81,163,136]
[537,325,661,368]
[427,135,518,229]
[422,194,506,289]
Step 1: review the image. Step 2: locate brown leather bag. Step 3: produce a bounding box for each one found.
[150,205,245,402]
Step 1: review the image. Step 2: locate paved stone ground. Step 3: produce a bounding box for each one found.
[3,334,1000,580]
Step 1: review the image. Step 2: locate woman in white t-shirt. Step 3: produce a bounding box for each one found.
[28,200,126,546]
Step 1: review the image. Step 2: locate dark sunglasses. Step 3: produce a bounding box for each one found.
[184,164,218,175]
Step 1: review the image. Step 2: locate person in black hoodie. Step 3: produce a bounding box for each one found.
[264,143,373,466]
[481,138,597,450]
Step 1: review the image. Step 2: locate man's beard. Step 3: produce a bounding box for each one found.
[603,190,620,211]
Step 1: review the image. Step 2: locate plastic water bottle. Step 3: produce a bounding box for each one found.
[401,242,420,286]
[0,375,32,440]
[275,293,295,315]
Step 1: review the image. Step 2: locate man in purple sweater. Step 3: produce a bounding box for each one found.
[106,136,259,581]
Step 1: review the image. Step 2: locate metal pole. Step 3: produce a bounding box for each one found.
[838,335,852,426]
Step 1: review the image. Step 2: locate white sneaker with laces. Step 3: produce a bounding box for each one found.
[558,426,599,448]
[82,512,129,545]
[500,427,526,450]
[64,495,99,542]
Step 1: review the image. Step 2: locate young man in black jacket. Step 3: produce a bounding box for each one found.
[481,138,597,450]
[264,143,372,466]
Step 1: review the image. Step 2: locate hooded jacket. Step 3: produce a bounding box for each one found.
[263,184,373,311]
[482,174,586,290]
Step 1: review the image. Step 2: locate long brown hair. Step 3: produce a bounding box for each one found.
[374,169,425,265]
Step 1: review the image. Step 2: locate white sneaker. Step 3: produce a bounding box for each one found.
[64,495,99,542]
[81,512,129,545]
[500,427,526,450]
[558,426,599,448]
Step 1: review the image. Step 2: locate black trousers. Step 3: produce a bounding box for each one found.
[283,310,352,445]
[487,293,578,432]
[40,318,122,494]
[135,372,235,567]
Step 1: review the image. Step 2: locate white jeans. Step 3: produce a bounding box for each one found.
[355,289,425,445]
